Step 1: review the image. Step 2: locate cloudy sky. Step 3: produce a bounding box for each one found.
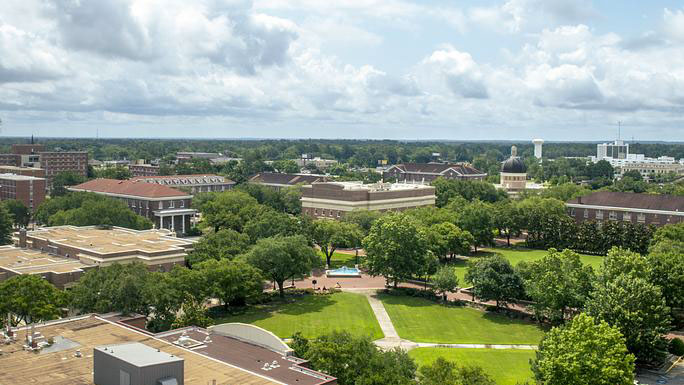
[2,0,684,140]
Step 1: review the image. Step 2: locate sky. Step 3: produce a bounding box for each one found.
[2,1,684,141]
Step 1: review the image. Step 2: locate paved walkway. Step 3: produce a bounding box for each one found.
[353,288,538,351]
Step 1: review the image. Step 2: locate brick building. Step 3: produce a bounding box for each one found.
[0,244,92,289]
[69,179,196,235]
[383,163,487,183]
[566,191,684,227]
[249,172,329,191]
[0,174,46,211]
[0,165,46,178]
[20,226,195,271]
[132,174,235,194]
[38,151,88,182]
[301,181,436,219]
[128,163,161,177]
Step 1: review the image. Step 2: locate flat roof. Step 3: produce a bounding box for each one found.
[0,246,90,274]
[27,226,194,256]
[96,342,183,367]
[0,316,280,385]
[318,181,434,192]
[0,165,44,171]
[0,173,45,181]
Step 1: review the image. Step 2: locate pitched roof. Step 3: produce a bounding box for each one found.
[69,178,190,198]
[249,172,328,186]
[131,174,235,184]
[390,163,486,175]
[567,191,684,211]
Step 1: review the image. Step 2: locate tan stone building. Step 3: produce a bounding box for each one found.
[301,181,436,219]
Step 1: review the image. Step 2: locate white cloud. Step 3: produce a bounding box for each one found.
[417,47,489,99]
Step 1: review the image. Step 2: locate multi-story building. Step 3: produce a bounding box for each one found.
[596,140,629,160]
[20,225,195,271]
[566,191,684,227]
[176,151,220,163]
[383,163,486,183]
[129,163,161,177]
[0,153,20,167]
[0,174,46,211]
[294,156,339,170]
[0,244,92,289]
[38,151,89,182]
[68,179,196,234]
[132,174,235,194]
[249,172,329,191]
[301,181,436,219]
[0,165,46,178]
[2,314,337,385]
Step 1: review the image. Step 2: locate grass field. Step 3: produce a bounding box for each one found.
[409,348,536,385]
[378,294,546,344]
[210,292,383,340]
[450,247,603,283]
[317,250,363,269]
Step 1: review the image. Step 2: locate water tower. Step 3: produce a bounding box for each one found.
[532,139,544,159]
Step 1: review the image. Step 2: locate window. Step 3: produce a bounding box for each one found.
[609,211,617,221]
[158,201,163,209]
[169,200,175,208]
[623,212,631,222]
[180,200,185,208]
[570,208,576,217]
[637,213,646,223]
[595,210,603,220]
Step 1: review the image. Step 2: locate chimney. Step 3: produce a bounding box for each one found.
[18,229,27,248]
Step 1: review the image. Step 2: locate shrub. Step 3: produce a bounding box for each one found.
[670,338,684,356]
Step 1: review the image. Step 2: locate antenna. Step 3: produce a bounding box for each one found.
[617,121,621,141]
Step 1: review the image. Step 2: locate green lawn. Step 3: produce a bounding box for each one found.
[317,250,363,269]
[409,348,535,385]
[379,294,546,344]
[450,247,603,283]
[211,292,383,340]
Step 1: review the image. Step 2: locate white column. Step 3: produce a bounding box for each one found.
[182,215,186,234]
[171,215,175,232]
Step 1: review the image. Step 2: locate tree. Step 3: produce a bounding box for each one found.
[519,249,594,324]
[418,358,496,385]
[142,272,183,332]
[3,199,30,228]
[465,254,524,309]
[186,229,251,267]
[586,272,671,365]
[312,220,363,268]
[94,166,132,180]
[432,178,506,207]
[531,313,635,385]
[70,263,150,315]
[0,205,14,245]
[341,209,383,237]
[647,240,684,310]
[492,200,523,246]
[293,331,416,385]
[651,222,684,245]
[432,266,460,301]
[589,160,615,180]
[199,190,262,232]
[363,212,431,288]
[196,259,263,307]
[622,170,643,181]
[425,222,474,259]
[243,209,301,243]
[0,275,66,324]
[272,159,300,173]
[454,200,495,251]
[244,235,319,297]
[516,197,566,247]
[48,195,153,230]
[51,171,87,196]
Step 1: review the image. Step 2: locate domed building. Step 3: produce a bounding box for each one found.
[500,146,527,192]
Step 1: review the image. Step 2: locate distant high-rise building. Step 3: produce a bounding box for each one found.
[597,140,629,160]
[532,139,544,159]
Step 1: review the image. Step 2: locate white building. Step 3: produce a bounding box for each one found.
[532,139,544,159]
[590,140,684,179]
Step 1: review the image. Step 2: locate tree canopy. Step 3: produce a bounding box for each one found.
[466,254,524,309]
[0,275,67,325]
[186,228,251,266]
[312,220,363,267]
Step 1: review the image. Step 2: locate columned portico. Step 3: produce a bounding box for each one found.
[154,209,196,235]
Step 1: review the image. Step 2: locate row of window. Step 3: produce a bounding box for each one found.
[313,208,341,218]
[570,208,676,224]
[127,199,186,209]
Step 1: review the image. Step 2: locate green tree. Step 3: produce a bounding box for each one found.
[272,159,300,173]
[244,235,319,297]
[94,166,132,180]
[418,358,459,385]
[312,220,363,268]
[51,171,87,196]
[243,209,301,243]
[492,200,523,246]
[453,200,495,251]
[3,199,31,228]
[432,178,506,207]
[294,331,416,385]
[532,313,635,385]
[142,272,183,332]
[622,170,643,181]
[48,196,153,230]
[651,222,684,245]
[519,249,594,324]
[171,300,211,329]
[432,265,460,301]
[465,254,524,309]
[0,205,14,245]
[196,259,263,307]
[200,190,262,232]
[425,222,473,260]
[70,263,150,315]
[0,275,66,324]
[587,251,671,365]
[342,210,383,237]
[363,212,431,288]
[186,229,251,267]
[647,240,684,309]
